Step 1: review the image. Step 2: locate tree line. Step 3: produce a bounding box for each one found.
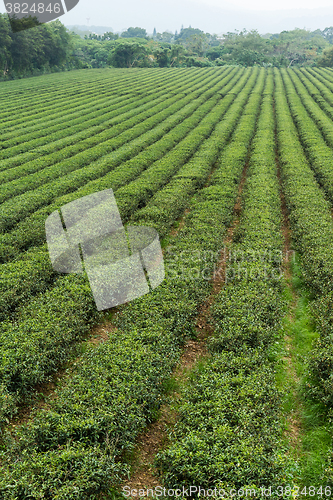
[2,14,333,80]
[0,14,74,78]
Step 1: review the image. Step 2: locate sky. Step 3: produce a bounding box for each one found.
[57,0,333,34]
[196,0,333,11]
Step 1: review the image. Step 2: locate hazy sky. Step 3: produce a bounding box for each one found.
[60,0,333,34]
[198,0,333,10]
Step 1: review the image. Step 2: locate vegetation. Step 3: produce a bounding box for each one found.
[0,14,72,78]
[2,64,333,496]
[156,70,290,492]
[3,14,333,78]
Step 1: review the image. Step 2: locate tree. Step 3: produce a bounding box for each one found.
[155,31,174,43]
[206,46,224,61]
[102,32,118,41]
[176,27,204,43]
[317,46,333,66]
[0,14,12,76]
[170,44,186,66]
[322,27,333,44]
[7,14,41,33]
[219,29,271,66]
[175,27,209,56]
[121,27,147,39]
[186,33,208,56]
[108,41,148,67]
[45,20,72,67]
[153,46,170,67]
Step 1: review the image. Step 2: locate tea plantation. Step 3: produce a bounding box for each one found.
[1,67,333,498]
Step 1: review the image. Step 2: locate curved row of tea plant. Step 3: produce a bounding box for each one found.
[0,68,206,162]
[275,68,333,296]
[112,71,254,222]
[306,68,333,90]
[274,69,333,473]
[285,68,333,147]
[0,74,143,129]
[311,67,333,87]
[0,71,248,261]
[0,68,136,108]
[0,83,225,232]
[0,74,119,119]
[2,69,256,398]
[0,92,151,176]
[0,69,266,499]
[0,69,228,201]
[297,68,333,114]
[0,70,183,149]
[131,69,261,239]
[1,72,234,174]
[0,69,173,139]
[279,69,333,208]
[156,71,288,493]
[0,91,180,180]
[0,69,255,325]
[0,68,175,127]
[0,69,218,174]
[0,67,210,144]
[0,68,129,111]
[1,70,256,414]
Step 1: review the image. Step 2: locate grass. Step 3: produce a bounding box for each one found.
[276,253,332,491]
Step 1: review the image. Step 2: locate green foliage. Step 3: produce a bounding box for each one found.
[0,68,233,261]
[205,28,330,68]
[155,31,174,44]
[2,15,333,79]
[274,68,333,298]
[132,68,259,237]
[0,67,248,422]
[0,70,265,495]
[108,41,149,68]
[156,71,291,490]
[3,64,333,493]
[7,14,41,32]
[306,293,333,405]
[280,68,333,206]
[120,27,147,39]
[156,354,285,490]
[0,15,73,78]
[274,67,333,481]
[0,247,56,321]
[317,46,333,67]
[0,442,125,498]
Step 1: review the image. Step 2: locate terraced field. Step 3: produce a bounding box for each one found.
[1,67,333,498]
